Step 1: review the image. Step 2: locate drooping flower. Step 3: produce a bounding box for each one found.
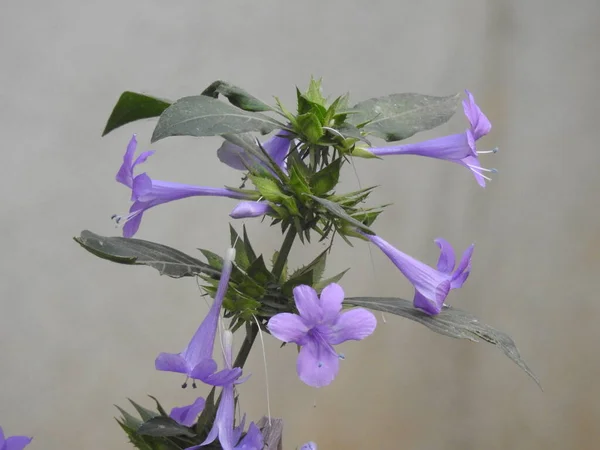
[217,130,292,173]
[114,135,258,237]
[0,427,32,450]
[155,248,242,386]
[229,201,273,219]
[170,396,206,427]
[300,442,318,450]
[184,330,263,450]
[267,283,377,388]
[364,90,496,187]
[362,232,474,315]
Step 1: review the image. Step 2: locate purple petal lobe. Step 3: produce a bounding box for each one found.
[170,396,206,427]
[203,367,243,387]
[434,238,456,273]
[122,209,143,238]
[457,154,486,187]
[262,131,291,169]
[319,283,344,322]
[217,141,257,170]
[132,173,153,201]
[132,150,155,170]
[300,442,318,450]
[454,244,474,277]
[293,285,322,325]
[235,422,264,449]
[463,90,491,140]
[5,437,33,450]
[267,313,308,344]
[189,358,218,381]
[451,266,471,289]
[155,352,190,375]
[413,284,447,315]
[297,339,340,388]
[230,201,272,219]
[327,308,377,345]
[116,135,138,187]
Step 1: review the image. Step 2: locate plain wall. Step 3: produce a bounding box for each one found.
[1,1,599,449]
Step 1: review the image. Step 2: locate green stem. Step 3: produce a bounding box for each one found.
[272,226,296,281]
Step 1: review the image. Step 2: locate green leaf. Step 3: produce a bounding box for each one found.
[201,80,274,112]
[198,248,223,270]
[102,91,171,136]
[314,268,349,291]
[297,88,327,123]
[270,250,288,282]
[344,296,540,387]
[129,399,159,422]
[116,405,143,429]
[347,93,460,142]
[310,158,342,196]
[137,417,195,438]
[282,269,314,296]
[75,231,219,278]
[296,113,324,144]
[249,176,283,202]
[247,255,272,286]
[151,95,282,142]
[242,225,257,263]
[196,387,216,435]
[307,195,374,233]
[147,396,169,417]
[289,249,328,283]
[304,77,326,105]
[288,163,311,197]
[230,224,250,269]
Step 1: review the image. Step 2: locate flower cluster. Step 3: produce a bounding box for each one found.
[72,80,501,449]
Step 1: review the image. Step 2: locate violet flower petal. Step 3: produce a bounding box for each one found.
[434,238,456,273]
[300,442,318,450]
[230,201,273,219]
[319,283,344,322]
[154,353,190,374]
[451,266,471,289]
[327,308,377,345]
[463,90,491,140]
[297,339,340,388]
[456,154,487,187]
[170,396,206,427]
[413,289,445,315]
[267,313,309,344]
[368,131,474,160]
[292,285,322,326]
[454,244,475,277]
[235,422,264,450]
[5,437,33,450]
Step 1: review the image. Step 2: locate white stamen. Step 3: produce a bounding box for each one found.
[477,146,499,154]
[252,314,272,426]
[323,127,345,139]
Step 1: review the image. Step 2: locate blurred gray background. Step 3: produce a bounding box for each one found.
[1,0,599,449]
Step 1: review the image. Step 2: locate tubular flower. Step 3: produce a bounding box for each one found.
[229,201,273,219]
[365,90,496,186]
[363,232,474,315]
[155,248,242,386]
[114,135,257,237]
[185,330,263,450]
[0,427,32,450]
[267,283,377,388]
[217,130,292,173]
[170,396,206,427]
[300,442,318,450]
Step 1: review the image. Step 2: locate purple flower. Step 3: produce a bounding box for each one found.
[170,396,206,427]
[300,442,317,450]
[365,90,496,187]
[114,135,257,237]
[0,427,32,450]
[155,248,242,386]
[267,283,377,388]
[217,130,292,173]
[185,330,263,450]
[229,201,273,219]
[363,232,474,315]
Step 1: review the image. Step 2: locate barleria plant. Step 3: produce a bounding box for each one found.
[56,78,537,450]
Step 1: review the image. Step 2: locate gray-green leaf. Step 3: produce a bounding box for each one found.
[102,91,171,136]
[74,230,219,278]
[344,296,540,387]
[136,417,195,438]
[348,93,460,142]
[307,195,374,234]
[201,80,274,112]
[151,95,282,142]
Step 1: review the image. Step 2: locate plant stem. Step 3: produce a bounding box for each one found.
[272,226,296,281]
